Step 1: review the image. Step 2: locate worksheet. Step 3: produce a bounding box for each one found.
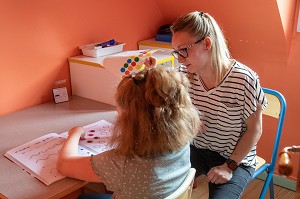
[4,120,113,185]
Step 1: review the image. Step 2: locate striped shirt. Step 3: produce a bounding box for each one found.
[179,61,268,167]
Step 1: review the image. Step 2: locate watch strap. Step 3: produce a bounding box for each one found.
[226,158,238,171]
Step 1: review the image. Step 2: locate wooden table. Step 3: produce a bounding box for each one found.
[0,96,117,199]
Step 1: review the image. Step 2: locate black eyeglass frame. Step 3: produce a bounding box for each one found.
[171,37,205,59]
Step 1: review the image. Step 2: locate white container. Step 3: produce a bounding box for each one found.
[79,42,125,58]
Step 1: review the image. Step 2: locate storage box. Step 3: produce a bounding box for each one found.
[79,42,125,58]
[155,34,172,42]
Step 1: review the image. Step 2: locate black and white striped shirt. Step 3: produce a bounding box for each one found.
[179,61,268,167]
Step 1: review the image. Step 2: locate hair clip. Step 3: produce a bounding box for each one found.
[131,70,148,85]
[199,11,204,17]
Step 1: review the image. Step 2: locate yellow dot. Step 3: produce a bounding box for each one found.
[146,52,151,56]
[136,65,141,70]
[130,56,135,59]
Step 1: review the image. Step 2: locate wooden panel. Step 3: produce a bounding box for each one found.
[256,156,266,170]
[263,93,281,118]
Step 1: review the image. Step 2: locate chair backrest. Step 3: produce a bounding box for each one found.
[262,88,287,171]
[164,168,196,199]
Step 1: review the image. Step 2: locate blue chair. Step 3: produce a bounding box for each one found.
[252,88,287,199]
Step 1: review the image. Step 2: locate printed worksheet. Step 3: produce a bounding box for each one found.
[4,120,113,185]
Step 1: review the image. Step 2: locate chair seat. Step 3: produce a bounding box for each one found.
[256,156,266,170]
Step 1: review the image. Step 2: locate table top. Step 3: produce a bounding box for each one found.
[0,96,117,199]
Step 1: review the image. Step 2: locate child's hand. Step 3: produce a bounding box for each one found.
[144,57,157,69]
[68,126,85,138]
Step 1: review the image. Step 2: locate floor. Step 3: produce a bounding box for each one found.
[191,176,296,199]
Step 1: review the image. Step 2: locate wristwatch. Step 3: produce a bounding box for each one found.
[226,158,238,171]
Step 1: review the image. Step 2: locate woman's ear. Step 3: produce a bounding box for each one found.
[204,37,212,50]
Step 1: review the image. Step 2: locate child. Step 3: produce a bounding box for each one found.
[57,66,201,199]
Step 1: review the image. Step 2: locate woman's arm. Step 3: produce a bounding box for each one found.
[229,104,263,163]
[57,126,102,182]
[207,104,263,184]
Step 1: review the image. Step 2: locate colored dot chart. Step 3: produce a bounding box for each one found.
[120,50,152,78]
[102,49,159,79]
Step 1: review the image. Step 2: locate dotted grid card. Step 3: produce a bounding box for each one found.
[79,120,113,154]
[59,120,114,155]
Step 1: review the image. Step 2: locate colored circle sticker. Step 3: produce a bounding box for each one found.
[120,68,125,73]
[134,57,139,62]
[131,62,136,66]
[127,59,132,63]
[125,71,130,75]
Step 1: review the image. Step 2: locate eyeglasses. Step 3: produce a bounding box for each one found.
[171,38,204,59]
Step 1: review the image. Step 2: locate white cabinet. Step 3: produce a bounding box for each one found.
[68,53,174,106]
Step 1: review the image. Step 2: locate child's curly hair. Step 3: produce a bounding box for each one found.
[110,66,201,158]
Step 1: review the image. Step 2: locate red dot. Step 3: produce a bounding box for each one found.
[88,133,94,136]
[131,62,136,66]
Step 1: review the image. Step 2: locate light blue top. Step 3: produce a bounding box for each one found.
[90,144,190,199]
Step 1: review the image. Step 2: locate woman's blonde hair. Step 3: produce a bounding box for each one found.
[171,11,231,84]
[110,66,201,158]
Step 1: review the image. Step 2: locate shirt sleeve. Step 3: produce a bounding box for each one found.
[243,72,268,121]
[90,149,125,192]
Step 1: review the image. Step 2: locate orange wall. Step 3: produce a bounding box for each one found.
[1,0,299,180]
[0,0,163,115]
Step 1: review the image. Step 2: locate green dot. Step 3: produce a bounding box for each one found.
[124,63,128,68]
[134,57,139,62]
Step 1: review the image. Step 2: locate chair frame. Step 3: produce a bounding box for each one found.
[165,168,196,199]
[253,88,287,199]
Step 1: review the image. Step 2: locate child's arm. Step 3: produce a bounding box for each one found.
[57,126,101,182]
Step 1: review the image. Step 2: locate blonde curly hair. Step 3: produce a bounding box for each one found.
[110,66,201,158]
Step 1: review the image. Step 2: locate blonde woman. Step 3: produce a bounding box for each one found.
[170,11,268,199]
[57,66,201,199]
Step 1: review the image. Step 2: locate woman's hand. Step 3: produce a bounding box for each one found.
[206,163,233,184]
[144,56,157,69]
